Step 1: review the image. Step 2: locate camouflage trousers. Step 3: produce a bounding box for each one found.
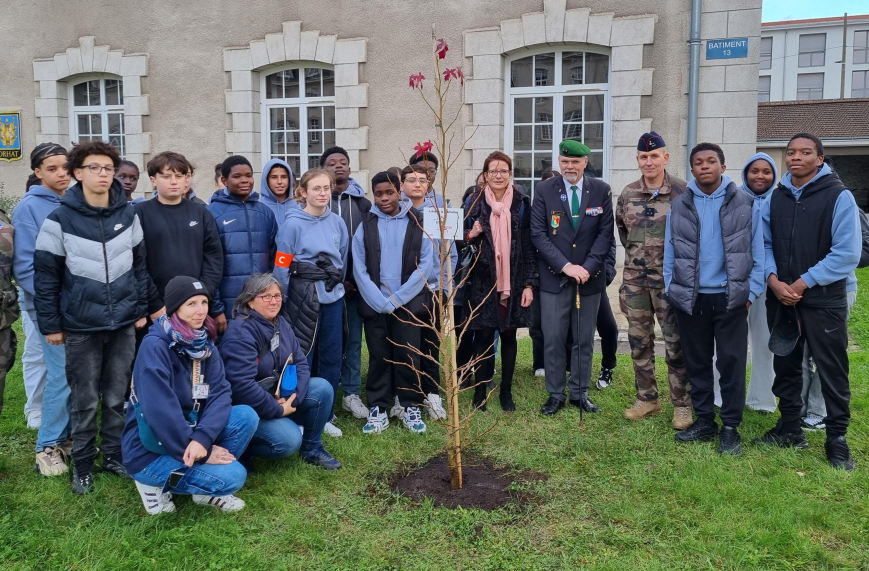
[619,284,690,406]
[0,326,18,417]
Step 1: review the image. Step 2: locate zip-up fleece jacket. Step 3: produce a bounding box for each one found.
[331,178,371,287]
[33,181,149,334]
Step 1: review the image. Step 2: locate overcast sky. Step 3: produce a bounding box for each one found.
[763,0,868,22]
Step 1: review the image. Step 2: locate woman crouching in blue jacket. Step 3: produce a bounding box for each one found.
[122,276,259,515]
[221,273,340,470]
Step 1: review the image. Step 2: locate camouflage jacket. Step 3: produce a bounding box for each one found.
[0,209,18,329]
[616,171,687,289]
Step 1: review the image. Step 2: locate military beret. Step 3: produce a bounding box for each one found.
[637,131,666,152]
[559,140,590,157]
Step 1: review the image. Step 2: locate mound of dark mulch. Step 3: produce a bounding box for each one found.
[391,454,546,510]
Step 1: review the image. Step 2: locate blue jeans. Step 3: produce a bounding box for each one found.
[35,332,71,452]
[308,300,343,397]
[247,377,334,459]
[340,296,363,396]
[131,405,258,496]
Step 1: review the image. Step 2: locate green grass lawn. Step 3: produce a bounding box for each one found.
[2,272,868,570]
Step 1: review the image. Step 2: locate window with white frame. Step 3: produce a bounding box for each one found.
[798,34,825,67]
[760,37,773,70]
[758,76,771,102]
[70,78,126,156]
[853,70,869,98]
[507,50,609,195]
[797,73,824,100]
[262,66,335,176]
[855,30,868,65]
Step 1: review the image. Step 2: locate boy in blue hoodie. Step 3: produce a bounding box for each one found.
[664,143,764,455]
[260,158,296,226]
[13,143,73,477]
[320,147,372,420]
[208,156,279,321]
[353,172,433,435]
[757,133,860,470]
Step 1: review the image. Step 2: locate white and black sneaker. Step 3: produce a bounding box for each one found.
[801,415,826,431]
[596,367,613,390]
[363,406,389,434]
[135,481,176,515]
[402,406,427,434]
[424,393,447,420]
[192,494,245,512]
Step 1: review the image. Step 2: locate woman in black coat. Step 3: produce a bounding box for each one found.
[464,152,538,412]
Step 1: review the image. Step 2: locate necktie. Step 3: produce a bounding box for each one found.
[570,185,580,227]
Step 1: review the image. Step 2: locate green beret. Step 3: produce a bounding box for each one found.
[559,140,590,157]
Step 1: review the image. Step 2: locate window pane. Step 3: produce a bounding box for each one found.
[534,97,553,123]
[324,130,336,147]
[510,56,533,88]
[584,123,604,150]
[108,113,124,135]
[853,71,865,90]
[563,96,582,123]
[105,79,121,106]
[284,107,300,130]
[587,152,604,178]
[585,53,609,84]
[323,105,335,129]
[533,153,552,179]
[78,114,90,135]
[857,30,868,49]
[585,94,605,121]
[758,76,771,103]
[323,69,335,97]
[562,123,582,140]
[799,33,825,52]
[290,157,302,176]
[562,52,584,85]
[74,83,88,106]
[798,53,811,67]
[534,53,555,87]
[534,125,552,147]
[760,37,772,70]
[90,114,102,135]
[305,68,322,97]
[798,73,823,88]
[284,70,300,98]
[513,98,533,123]
[270,107,284,131]
[88,80,101,106]
[271,133,286,155]
[514,126,532,150]
[513,153,533,178]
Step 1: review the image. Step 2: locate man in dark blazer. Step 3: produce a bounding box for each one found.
[531,140,614,416]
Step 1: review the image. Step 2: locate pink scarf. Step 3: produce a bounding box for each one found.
[485,184,513,305]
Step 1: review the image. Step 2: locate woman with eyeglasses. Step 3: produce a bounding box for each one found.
[220,273,340,470]
[273,169,349,438]
[463,151,538,412]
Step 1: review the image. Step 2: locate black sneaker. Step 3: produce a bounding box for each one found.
[101,455,131,479]
[718,426,742,455]
[753,422,809,449]
[675,420,718,443]
[595,367,613,390]
[300,445,342,470]
[825,436,854,471]
[71,462,94,495]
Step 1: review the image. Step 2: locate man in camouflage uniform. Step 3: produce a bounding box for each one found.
[615,132,691,429]
[0,208,19,417]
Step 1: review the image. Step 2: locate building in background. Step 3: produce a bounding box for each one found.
[756,14,869,209]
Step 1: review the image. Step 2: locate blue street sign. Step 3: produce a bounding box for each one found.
[706,38,749,60]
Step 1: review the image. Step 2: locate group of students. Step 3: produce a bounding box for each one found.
[4,127,862,515]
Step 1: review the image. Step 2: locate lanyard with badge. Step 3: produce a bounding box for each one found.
[189,360,207,423]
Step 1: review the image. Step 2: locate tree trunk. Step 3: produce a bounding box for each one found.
[444,242,463,489]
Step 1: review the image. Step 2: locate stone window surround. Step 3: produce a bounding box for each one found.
[223,22,369,189]
[462,0,657,194]
[32,36,150,184]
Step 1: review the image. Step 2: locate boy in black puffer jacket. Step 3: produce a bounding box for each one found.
[34,141,150,494]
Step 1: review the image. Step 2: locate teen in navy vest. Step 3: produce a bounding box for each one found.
[530,140,613,417]
[756,133,860,471]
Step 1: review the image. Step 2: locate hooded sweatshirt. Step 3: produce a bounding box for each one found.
[760,162,861,290]
[259,159,297,226]
[274,206,348,304]
[664,175,765,301]
[12,185,64,320]
[739,152,779,203]
[352,203,434,313]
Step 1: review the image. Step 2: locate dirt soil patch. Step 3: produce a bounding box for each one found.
[391,454,546,510]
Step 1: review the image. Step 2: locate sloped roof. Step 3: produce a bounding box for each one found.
[762,14,869,28]
[757,99,869,141]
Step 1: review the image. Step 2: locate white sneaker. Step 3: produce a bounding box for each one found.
[534,368,545,378]
[135,481,176,515]
[402,407,427,434]
[424,393,447,420]
[25,410,42,430]
[35,446,68,477]
[389,396,405,418]
[192,494,245,512]
[363,406,389,434]
[801,415,826,431]
[342,394,369,419]
[323,420,343,438]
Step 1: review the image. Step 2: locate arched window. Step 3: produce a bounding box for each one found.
[505,49,610,194]
[261,66,336,176]
[69,77,126,156]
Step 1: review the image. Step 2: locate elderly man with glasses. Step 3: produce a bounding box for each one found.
[530,140,614,417]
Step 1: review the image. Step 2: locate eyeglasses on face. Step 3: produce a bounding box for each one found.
[487,169,511,178]
[255,293,281,303]
[84,164,116,175]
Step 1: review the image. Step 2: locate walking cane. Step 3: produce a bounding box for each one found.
[575,282,583,426]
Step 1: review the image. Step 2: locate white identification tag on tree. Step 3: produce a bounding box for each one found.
[423,207,463,241]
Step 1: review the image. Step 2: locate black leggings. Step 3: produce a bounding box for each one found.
[472,328,517,387]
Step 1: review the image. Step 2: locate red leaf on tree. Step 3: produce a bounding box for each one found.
[409,73,426,88]
[456,67,465,86]
[435,38,449,59]
[414,140,434,158]
[442,68,459,81]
